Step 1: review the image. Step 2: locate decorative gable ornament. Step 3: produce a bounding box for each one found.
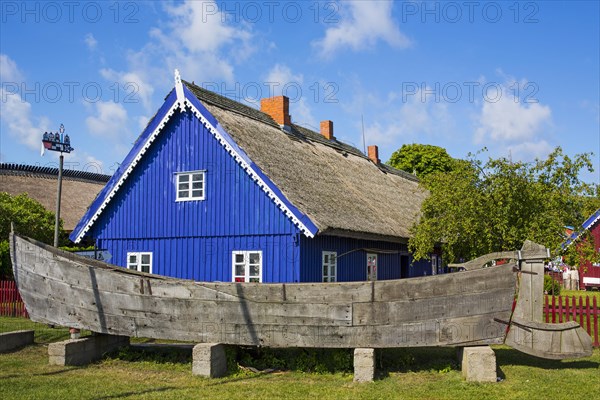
[71,71,318,243]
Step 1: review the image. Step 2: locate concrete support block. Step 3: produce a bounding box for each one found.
[0,330,34,353]
[192,343,227,378]
[457,346,497,382]
[353,348,376,383]
[48,334,129,366]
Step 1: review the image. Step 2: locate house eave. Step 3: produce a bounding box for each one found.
[318,228,409,244]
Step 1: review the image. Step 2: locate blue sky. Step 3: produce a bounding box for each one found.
[1,1,599,184]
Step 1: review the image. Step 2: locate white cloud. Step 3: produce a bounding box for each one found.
[97,0,254,113]
[474,85,551,143]
[0,54,51,151]
[85,101,128,137]
[313,0,410,59]
[265,64,303,92]
[473,77,553,162]
[100,68,155,111]
[84,33,97,50]
[0,54,23,82]
[506,140,554,162]
[263,64,316,127]
[363,87,452,145]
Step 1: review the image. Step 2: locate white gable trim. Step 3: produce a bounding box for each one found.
[183,97,315,238]
[73,99,181,243]
[74,87,316,243]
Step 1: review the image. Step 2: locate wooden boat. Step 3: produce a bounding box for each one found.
[10,232,593,359]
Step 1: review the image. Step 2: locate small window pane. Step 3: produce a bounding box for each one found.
[141,265,150,273]
[179,175,189,182]
[249,253,260,264]
[192,181,203,189]
[235,264,245,276]
[235,254,244,263]
[249,278,259,283]
[192,173,203,181]
[192,190,202,198]
[179,182,189,190]
[129,255,137,263]
[141,254,150,264]
[250,265,260,276]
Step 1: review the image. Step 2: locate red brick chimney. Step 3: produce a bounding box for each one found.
[368,145,380,164]
[320,120,334,140]
[260,96,291,127]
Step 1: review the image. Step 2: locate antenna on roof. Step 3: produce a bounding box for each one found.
[361,114,366,155]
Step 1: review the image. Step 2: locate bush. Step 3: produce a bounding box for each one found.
[230,347,354,374]
[544,274,561,295]
[0,193,65,279]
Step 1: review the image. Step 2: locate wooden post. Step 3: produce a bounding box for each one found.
[593,297,599,347]
[558,296,563,323]
[585,297,592,337]
[579,296,584,328]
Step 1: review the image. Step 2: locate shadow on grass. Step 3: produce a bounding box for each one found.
[93,386,178,400]
[105,345,193,365]
[494,347,599,370]
[379,347,459,375]
[1,366,83,380]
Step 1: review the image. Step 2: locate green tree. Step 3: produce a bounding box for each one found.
[409,147,599,264]
[0,193,64,279]
[387,144,456,179]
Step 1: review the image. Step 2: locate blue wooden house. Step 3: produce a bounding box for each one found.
[71,72,440,283]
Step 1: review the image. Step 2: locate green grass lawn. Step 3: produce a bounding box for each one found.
[1,317,599,400]
[560,290,600,304]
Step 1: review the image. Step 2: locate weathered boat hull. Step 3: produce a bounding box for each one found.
[11,234,515,348]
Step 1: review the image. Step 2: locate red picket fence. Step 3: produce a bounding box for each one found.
[0,280,29,318]
[544,295,599,347]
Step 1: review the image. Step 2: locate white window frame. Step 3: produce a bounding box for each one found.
[127,252,153,274]
[367,253,378,281]
[175,170,206,201]
[322,251,337,282]
[232,251,263,283]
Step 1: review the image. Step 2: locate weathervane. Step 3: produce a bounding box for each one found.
[41,123,74,248]
[42,123,74,154]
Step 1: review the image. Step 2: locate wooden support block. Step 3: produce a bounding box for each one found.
[353,348,376,382]
[192,343,227,378]
[0,330,34,353]
[48,334,129,366]
[457,346,497,382]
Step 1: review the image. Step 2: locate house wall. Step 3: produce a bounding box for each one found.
[300,235,434,282]
[91,110,301,282]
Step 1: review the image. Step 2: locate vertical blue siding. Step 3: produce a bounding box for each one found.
[91,110,302,282]
[97,235,299,282]
[300,235,417,282]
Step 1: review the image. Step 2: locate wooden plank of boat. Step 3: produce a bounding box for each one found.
[504,241,593,359]
[10,233,515,348]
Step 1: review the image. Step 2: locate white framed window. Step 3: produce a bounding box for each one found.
[367,253,378,281]
[232,251,262,283]
[322,251,337,282]
[127,252,152,273]
[175,171,205,201]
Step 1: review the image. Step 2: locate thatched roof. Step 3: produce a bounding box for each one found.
[186,83,427,242]
[0,164,110,231]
